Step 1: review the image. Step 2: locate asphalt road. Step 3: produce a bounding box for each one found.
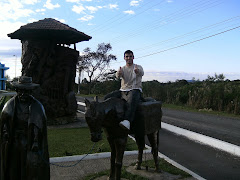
[146,129,240,180]
[149,108,240,180]
[162,108,240,146]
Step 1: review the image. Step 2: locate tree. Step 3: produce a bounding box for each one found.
[99,69,117,81]
[6,77,19,90]
[206,73,225,82]
[78,43,117,94]
[76,57,88,94]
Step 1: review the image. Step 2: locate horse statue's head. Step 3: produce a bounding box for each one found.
[85,96,103,142]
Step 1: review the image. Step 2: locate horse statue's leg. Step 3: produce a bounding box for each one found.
[107,136,116,180]
[114,137,127,180]
[147,131,161,172]
[134,135,145,170]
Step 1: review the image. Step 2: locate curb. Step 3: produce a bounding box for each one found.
[50,150,151,163]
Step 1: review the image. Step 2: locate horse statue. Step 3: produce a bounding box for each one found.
[85,96,162,180]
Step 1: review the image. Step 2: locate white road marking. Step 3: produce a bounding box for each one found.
[162,122,240,157]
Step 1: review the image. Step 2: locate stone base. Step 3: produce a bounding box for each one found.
[90,166,196,180]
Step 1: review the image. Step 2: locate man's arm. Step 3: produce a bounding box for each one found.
[116,66,123,78]
[135,65,144,76]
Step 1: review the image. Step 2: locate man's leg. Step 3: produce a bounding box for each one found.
[120,90,141,130]
[125,89,141,123]
[104,90,121,100]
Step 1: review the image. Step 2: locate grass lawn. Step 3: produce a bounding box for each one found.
[83,159,191,180]
[47,127,138,157]
[163,103,240,119]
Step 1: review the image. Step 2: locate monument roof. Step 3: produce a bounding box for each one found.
[8,18,92,44]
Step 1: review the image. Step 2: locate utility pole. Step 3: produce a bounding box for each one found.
[77,61,83,94]
[77,69,81,94]
[13,55,17,78]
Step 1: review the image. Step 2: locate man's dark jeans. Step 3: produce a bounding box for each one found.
[104,89,141,123]
[121,89,141,123]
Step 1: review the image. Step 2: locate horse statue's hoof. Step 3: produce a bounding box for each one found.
[134,163,141,170]
[155,168,162,173]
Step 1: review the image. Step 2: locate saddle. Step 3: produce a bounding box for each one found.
[132,98,162,136]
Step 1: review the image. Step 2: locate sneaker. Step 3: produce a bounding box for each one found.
[119,120,130,130]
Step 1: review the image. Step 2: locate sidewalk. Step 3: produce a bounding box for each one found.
[50,151,149,180]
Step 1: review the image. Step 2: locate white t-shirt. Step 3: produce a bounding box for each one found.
[116,64,144,92]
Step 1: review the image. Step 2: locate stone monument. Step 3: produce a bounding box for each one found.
[8,18,92,124]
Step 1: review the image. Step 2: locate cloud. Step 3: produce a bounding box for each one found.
[36,9,46,12]
[72,4,85,14]
[0,21,24,40]
[66,0,92,2]
[130,0,141,7]
[108,4,118,9]
[142,71,240,82]
[44,0,60,10]
[0,42,22,80]
[0,1,35,21]
[54,18,66,23]
[66,0,80,2]
[87,23,94,26]
[123,10,135,15]
[71,3,118,16]
[28,18,38,23]
[0,54,22,79]
[86,6,98,13]
[78,14,94,21]
[22,0,39,5]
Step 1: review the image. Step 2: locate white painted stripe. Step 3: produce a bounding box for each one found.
[77,102,85,106]
[162,122,240,157]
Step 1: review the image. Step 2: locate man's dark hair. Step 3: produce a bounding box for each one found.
[124,50,134,57]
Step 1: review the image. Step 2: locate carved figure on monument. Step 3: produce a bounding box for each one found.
[0,76,50,180]
[20,40,79,121]
[7,18,92,124]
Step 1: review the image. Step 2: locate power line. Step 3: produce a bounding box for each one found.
[133,15,240,52]
[108,1,229,61]
[135,25,240,59]
[88,0,158,33]
[111,0,223,44]
[91,0,166,34]
[109,24,240,66]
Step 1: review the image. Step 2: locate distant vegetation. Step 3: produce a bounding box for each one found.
[5,73,240,115]
[77,73,240,115]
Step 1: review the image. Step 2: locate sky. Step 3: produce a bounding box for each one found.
[0,0,240,82]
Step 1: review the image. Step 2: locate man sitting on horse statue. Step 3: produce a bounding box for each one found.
[105,50,144,131]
